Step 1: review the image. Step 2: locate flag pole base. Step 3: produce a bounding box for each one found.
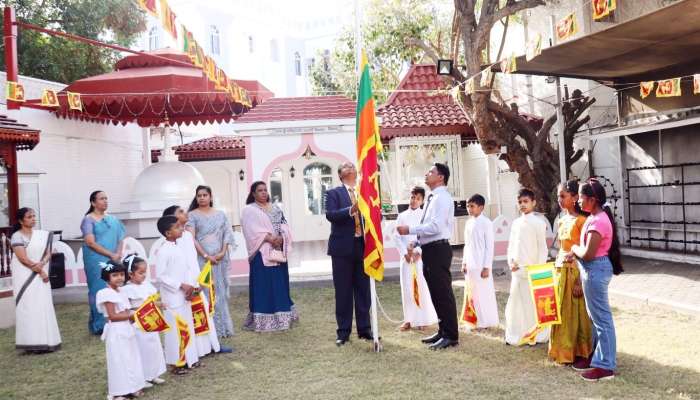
[369,277,382,353]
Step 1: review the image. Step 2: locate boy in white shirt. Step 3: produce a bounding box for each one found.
[162,205,232,356]
[155,215,199,374]
[504,188,550,345]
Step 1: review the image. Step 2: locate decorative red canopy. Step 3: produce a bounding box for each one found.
[26,49,250,127]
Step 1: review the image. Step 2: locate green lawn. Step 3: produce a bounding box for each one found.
[1,282,699,400]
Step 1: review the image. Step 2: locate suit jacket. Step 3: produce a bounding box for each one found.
[325,185,363,257]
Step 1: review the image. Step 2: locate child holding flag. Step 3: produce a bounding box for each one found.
[156,215,199,375]
[162,205,232,356]
[504,188,550,345]
[460,194,499,330]
[95,260,145,400]
[121,254,167,386]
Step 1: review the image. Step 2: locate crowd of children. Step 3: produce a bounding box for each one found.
[96,207,231,400]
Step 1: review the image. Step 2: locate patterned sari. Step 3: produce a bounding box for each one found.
[549,214,593,363]
[241,203,298,332]
[187,209,236,337]
[81,214,125,335]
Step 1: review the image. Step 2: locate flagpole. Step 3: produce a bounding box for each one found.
[355,0,381,353]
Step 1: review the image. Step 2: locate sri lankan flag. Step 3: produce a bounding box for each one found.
[137,0,158,17]
[556,13,577,42]
[159,0,177,40]
[694,74,700,95]
[640,81,655,99]
[592,0,616,20]
[67,92,82,111]
[6,81,25,102]
[41,89,59,107]
[656,78,682,98]
[190,292,210,336]
[133,293,169,333]
[197,260,215,314]
[174,314,191,367]
[460,284,478,327]
[356,51,384,281]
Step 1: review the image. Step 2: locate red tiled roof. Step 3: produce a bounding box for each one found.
[151,136,245,162]
[233,79,275,105]
[235,96,356,124]
[0,114,40,150]
[379,64,475,139]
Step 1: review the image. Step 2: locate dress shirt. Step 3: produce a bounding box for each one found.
[345,184,363,237]
[409,185,454,245]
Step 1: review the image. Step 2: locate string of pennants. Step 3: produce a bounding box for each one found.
[4,0,252,112]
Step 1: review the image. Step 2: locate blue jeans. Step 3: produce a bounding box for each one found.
[579,256,617,370]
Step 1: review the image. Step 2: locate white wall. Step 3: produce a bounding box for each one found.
[1,72,146,238]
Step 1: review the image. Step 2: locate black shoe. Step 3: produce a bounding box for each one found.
[428,338,458,350]
[421,332,442,344]
[335,338,348,347]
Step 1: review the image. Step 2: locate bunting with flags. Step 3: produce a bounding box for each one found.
[137,0,158,17]
[592,0,617,20]
[67,92,82,111]
[133,293,170,333]
[41,89,60,107]
[556,13,578,42]
[174,314,191,367]
[656,78,682,98]
[159,0,178,40]
[500,54,517,74]
[6,81,25,102]
[356,51,384,281]
[480,68,493,87]
[640,81,655,99]
[694,75,700,95]
[465,77,476,95]
[190,292,211,336]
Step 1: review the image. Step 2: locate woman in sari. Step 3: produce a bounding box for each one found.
[81,190,125,335]
[11,207,61,353]
[241,181,297,332]
[549,180,592,364]
[187,185,236,337]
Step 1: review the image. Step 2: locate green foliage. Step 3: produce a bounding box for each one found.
[1,0,147,84]
[309,0,451,103]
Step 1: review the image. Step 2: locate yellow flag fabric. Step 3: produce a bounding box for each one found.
[41,89,60,107]
[67,92,82,111]
[525,33,542,62]
[6,82,25,102]
[694,75,700,95]
[556,13,578,42]
[640,81,655,99]
[133,293,170,333]
[175,314,191,367]
[656,78,682,98]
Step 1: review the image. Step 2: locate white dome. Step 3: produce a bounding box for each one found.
[131,161,205,202]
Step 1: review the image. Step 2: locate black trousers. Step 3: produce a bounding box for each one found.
[421,241,458,341]
[331,238,371,340]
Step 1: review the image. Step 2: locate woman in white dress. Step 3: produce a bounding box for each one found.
[11,207,61,353]
[393,187,438,331]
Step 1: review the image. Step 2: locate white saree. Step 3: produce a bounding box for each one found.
[11,229,61,351]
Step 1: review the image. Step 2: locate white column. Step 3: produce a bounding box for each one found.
[141,127,152,168]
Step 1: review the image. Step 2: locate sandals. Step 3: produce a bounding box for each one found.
[171,367,189,375]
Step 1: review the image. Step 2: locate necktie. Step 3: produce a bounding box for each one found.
[417,194,434,242]
[348,187,362,237]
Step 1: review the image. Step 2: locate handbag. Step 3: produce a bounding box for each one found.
[268,248,287,264]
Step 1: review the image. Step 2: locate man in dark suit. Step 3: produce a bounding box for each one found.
[325,162,371,346]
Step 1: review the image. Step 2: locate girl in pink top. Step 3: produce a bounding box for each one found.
[567,179,623,382]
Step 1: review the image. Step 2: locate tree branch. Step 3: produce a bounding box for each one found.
[474,0,545,51]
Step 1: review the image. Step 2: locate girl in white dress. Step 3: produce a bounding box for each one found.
[121,254,167,386]
[96,261,146,400]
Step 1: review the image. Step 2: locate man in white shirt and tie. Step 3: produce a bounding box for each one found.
[397,163,458,350]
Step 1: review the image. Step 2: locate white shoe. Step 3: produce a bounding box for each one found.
[150,377,166,384]
[142,381,153,389]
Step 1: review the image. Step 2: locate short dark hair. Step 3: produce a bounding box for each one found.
[410,186,425,198]
[517,188,536,200]
[162,205,180,217]
[434,163,450,184]
[100,260,127,282]
[157,215,179,237]
[468,194,486,206]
